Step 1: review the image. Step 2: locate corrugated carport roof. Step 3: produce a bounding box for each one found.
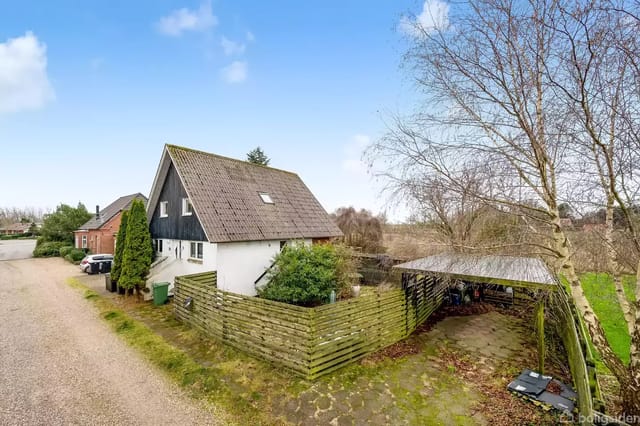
[393,253,558,290]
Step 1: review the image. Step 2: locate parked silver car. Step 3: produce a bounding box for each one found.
[79,254,114,274]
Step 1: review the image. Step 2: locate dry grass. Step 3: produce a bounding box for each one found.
[383,224,443,258]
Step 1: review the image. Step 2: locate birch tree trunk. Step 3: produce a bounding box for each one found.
[604,203,635,335]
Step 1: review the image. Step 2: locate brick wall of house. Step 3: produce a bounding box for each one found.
[74,212,124,254]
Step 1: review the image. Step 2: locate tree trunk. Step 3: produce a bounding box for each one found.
[621,375,640,425]
[626,269,640,422]
[551,214,629,383]
[605,202,635,335]
[614,275,634,336]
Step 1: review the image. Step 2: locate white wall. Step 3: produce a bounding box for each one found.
[217,239,311,296]
[147,238,217,288]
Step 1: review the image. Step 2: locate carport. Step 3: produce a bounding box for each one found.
[393,253,558,373]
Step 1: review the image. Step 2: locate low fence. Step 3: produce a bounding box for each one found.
[550,285,604,424]
[354,253,406,285]
[174,271,443,380]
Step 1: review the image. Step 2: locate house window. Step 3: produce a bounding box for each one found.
[82,235,87,248]
[182,198,193,216]
[160,201,168,217]
[259,192,274,204]
[154,239,163,254]
[190,242,203,259]
[280,240,287,250]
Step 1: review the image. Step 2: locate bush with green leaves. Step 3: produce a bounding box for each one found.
[38,203,92,244]
[33,241,67,258]
[65,248,86,263]
[119,200,153,295]
[258,243,358,306]
[59,246,74,257]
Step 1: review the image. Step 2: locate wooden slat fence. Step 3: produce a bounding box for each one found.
[549,285,605,425]
[174,271,443,380]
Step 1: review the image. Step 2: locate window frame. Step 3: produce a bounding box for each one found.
[182,197,193,216]
[259,192,274,204]
[189,241,203,260]
[160,201,169,218]
[81,235,87,248]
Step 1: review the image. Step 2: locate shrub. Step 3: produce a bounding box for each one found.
[258,243,358,306]
[33,241,67,258]
[65,248,86,263]
[59,246,74,257]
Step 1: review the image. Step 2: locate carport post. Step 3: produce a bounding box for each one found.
[537,298,545,374]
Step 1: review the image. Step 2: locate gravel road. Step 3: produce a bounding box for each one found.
[0,239,36,261]
[0,258,221,426]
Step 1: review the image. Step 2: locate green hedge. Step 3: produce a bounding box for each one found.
[33,241,67,258]
[59,246,74,257]
[65,249,86,264]
[0,233,33,240]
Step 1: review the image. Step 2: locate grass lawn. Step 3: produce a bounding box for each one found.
[580,273,634,366]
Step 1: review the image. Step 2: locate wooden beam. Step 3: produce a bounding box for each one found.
[395,269,558,291]
[537,297,545,374]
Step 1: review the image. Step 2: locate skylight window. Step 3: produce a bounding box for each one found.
[259,192,274,204]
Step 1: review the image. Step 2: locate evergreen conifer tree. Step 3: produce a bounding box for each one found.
[110,209,128,283]
[119,200,152,295]
[246,147,270,165]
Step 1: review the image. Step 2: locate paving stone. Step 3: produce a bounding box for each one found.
[336,414,355,426]
[316,395,332,410]
[349,393,365,408]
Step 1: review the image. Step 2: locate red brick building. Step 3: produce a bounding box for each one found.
[74,193,147,254]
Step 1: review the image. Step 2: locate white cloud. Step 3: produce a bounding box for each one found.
[156,1,217,36]
[220,61,247,83]
[0,32,54,114]
[220,36,246,56]
[399,0,450,37]
[342,134,371,176]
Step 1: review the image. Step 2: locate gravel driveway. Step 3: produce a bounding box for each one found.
[0,258,220,425]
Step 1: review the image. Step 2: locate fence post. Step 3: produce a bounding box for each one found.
[536,297,545,374]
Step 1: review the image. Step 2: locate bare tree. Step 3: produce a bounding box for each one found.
[332,207,384,253]
[547,1,640,413]
[369,0,640,417]
[548,0,638,334]
[390,165,502,251]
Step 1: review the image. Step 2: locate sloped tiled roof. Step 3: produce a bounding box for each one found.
[152,145,342,243]
[78,193,147,230]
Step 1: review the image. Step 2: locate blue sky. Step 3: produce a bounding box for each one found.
[0,0,439,221]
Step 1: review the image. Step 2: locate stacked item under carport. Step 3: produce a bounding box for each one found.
[508,369,577,413]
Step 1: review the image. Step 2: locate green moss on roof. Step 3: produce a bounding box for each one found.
[165,144,297,176]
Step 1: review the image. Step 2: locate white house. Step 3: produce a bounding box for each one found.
[146,144,343,295]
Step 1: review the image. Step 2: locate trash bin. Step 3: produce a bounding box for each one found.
[152,282,170,306]
[105,273,116,292]
[90,262,100,274]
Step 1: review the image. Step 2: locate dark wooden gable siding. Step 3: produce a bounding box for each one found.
[150,162,207,242]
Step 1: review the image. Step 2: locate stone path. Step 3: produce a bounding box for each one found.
[274,311,530,425]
